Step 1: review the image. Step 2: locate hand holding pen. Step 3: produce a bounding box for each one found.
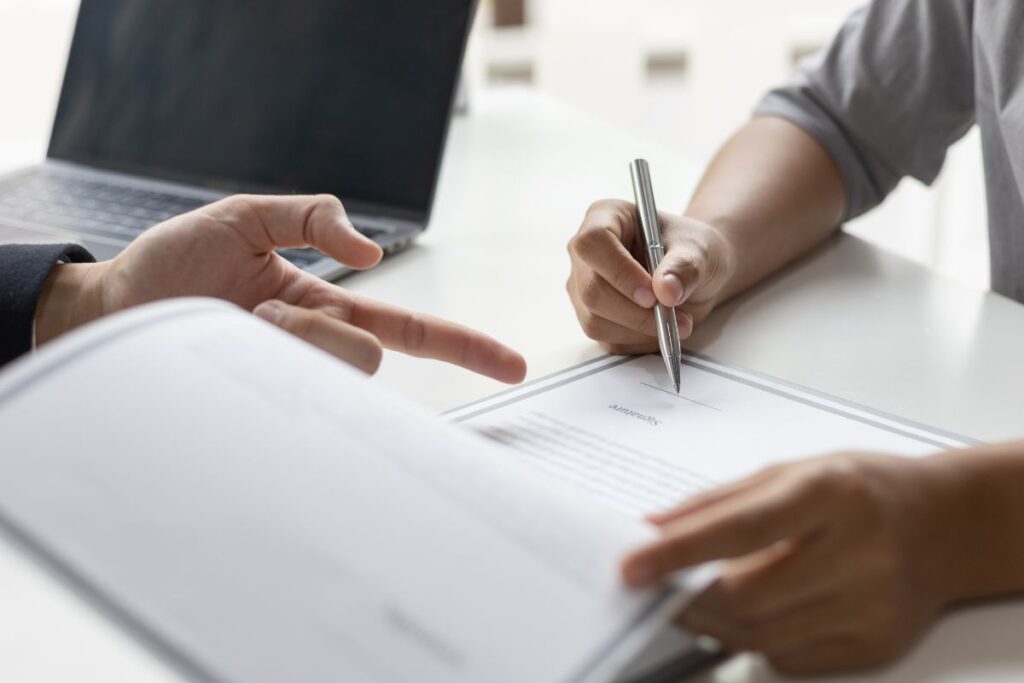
[565,165,736,368]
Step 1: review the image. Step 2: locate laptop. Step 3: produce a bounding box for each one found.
[0,0,477,279]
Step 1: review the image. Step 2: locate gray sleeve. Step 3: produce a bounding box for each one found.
[753,0,976,220]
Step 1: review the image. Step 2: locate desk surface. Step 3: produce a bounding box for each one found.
[1,88,1022,682]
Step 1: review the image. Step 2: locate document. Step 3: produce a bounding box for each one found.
[448,353,973,519]
[447,353,974,682]
[0,300,706,683]
[0,301,971,683]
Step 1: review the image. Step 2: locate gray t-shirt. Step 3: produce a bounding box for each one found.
[755,0,1024,303]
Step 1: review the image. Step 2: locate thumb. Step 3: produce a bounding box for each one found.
[652,244,704,308]
[210,194,384,270]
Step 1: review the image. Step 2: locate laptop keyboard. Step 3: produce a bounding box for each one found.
[0,169,390,269]
[0,169,209,242]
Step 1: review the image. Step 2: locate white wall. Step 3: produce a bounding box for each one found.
[0,0,78,159]
[0,0,991,290]
[478,0,990,290]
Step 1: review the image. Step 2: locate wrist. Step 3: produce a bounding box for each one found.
[909,454,973,610]
[918,444,1024,607]
[34,261,108,345]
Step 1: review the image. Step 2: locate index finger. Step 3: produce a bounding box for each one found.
[621,473,832,588]
[570,200,654,307]
[208,194,383,270]
[346,295,527,383]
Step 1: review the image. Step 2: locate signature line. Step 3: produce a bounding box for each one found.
[640,382,723,412]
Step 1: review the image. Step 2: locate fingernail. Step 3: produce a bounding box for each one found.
[663,274,685,306]
[633,286,657,308]
[254,301,284,325]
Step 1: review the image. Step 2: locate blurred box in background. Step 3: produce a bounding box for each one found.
[493,0,526,27]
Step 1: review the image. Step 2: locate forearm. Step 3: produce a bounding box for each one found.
[685,117,846,303]
[926,441,1024,606]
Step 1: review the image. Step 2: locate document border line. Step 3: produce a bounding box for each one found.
[451,355,636,423]
[451,352,980,450]
[682,350,981,447]
[441,353,624,417]
[679,357,957,450]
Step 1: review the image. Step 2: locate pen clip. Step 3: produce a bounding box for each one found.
[645,243,665,272]
[629,159,664,255]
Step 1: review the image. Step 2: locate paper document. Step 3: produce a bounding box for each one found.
[448,353,973,520]
[447,353,973,682]
[0,300,700,683]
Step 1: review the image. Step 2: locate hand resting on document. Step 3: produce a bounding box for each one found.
[33,194,527,382]
[621,447,1024,676]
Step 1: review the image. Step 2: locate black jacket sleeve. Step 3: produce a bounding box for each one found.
[0,244,96,367]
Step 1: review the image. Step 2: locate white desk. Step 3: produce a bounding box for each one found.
[1,89,1023,682]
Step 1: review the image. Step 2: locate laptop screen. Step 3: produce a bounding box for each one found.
[48,0,475,222]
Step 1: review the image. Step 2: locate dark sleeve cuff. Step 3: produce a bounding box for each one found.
[0,243,96,367]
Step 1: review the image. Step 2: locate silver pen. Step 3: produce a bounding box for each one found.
[630,159,682,393]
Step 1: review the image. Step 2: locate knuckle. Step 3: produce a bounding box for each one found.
[571,228,607,261]
[668,253,700,277]
[315,194,346,220]
[219,194,256,215]
[826,459,874,504]
[286,308,315,338]
[456,334,475,370]
[579,314,605,340]
[566,233,586,260]
[605,199,636,225]
[315,192,341,206]
[635,308,657,335]
[586,198,629,217]
[578,277,605,309]
[807,456,859,496]
[611,260,641,290]
[402,313,428,351]
[225,193,253,207]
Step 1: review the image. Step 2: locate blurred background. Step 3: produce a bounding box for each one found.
[1,0,990,290]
